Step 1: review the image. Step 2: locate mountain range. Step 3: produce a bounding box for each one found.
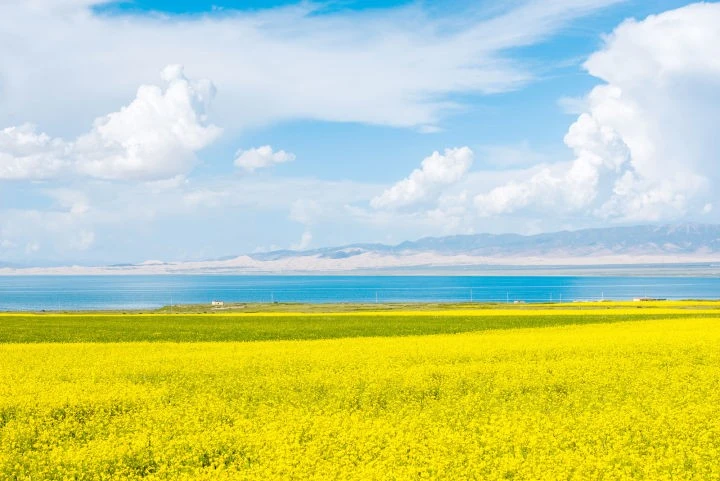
[252,223,720,261]
[4,223,720,275]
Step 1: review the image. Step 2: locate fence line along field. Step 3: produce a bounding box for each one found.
[1,304,720,479]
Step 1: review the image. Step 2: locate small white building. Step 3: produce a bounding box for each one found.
[211,300,224,307]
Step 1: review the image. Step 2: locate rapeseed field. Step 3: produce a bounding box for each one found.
[1,310,719,480]
[2,304,720,343]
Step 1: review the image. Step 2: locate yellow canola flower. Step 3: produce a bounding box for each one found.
[0,317,719,480]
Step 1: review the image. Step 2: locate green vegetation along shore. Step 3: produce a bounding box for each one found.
[1,301,719,343]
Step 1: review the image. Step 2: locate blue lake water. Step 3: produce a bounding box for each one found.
[0,275,719,311]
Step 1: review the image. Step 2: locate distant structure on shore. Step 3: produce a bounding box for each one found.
[211,300,224,307]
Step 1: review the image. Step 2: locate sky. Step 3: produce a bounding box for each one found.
[1,0,719,266]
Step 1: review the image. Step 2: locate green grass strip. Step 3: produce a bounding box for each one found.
[2,304,719,343]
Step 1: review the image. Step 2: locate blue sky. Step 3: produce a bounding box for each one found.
[1,0,719,265]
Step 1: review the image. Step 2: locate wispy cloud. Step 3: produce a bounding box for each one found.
[0,0,625,135]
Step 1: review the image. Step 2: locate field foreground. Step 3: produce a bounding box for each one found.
[1,308,720,479]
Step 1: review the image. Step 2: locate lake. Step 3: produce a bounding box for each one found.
[1,275,719,310]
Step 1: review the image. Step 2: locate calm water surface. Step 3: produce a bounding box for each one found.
[0,275,719,311]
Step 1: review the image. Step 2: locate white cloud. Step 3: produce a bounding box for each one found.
[475,112,630,216]
[0,124,70,180]
[426,191,474,232]
[74,65,222,180]
[474,3,720,222]
[291,230,313,251]
[0,65,221,181]
[372,147,473,209]
[0,0,623,136]
[234,146,295,173]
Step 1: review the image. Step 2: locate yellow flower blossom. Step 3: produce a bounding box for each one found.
[1,315,719,479]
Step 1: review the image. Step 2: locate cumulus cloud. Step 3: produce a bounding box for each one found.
[0,65,221,181]
[74,65,222,180]
[372,147,473,209]
[475,112,631,216]
[234,146,295,173]
[0,124,70,180]
[474,3,720,222]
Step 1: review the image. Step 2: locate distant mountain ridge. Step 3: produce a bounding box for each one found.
[4,223,720,275]
[251,223,720,261]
